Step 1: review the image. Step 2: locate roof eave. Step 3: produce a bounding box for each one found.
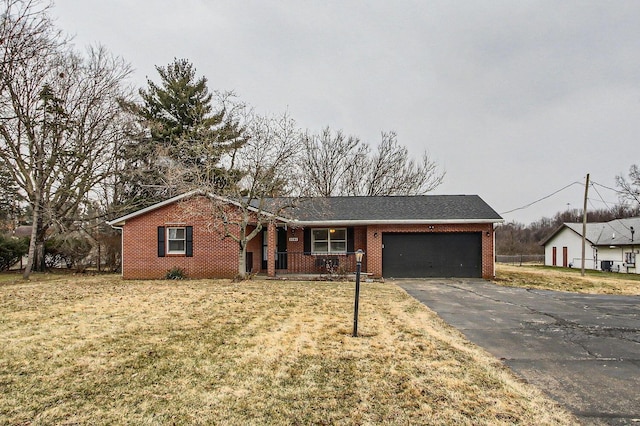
[288,218,504,227]
[106,190,204,228]
[107,190,291,228]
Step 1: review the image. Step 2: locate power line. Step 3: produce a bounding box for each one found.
[500,181,582,215]
[591,180,625,195]
[592,179,640,206]
[587,197,619,206]
[590,183,612,210]
[588,181,634,234]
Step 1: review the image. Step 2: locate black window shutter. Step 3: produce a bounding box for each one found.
[347,227,355,253]
[157,226,165,257]
[185,226,193,257]
[303,228,311,255]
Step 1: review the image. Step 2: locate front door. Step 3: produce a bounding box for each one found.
[276,227,288,269]
[262,228,288,270]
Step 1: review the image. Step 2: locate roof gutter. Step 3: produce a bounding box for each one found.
[288,218,504,227]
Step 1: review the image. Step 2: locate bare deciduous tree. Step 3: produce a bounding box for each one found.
[302,128,445,197]
[616,164,640,205]
[221,112,303,277]
[176,111,303,278]
[0,0,133,278]
[301,127,366,197]
[0,0,63,70]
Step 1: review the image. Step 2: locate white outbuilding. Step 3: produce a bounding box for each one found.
[541,218,639,274]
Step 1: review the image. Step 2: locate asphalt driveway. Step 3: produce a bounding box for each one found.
[396,279,640,426]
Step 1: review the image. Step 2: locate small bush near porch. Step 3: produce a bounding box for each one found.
[0,274,574,425]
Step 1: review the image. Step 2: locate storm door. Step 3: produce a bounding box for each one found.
[276,227,288,269]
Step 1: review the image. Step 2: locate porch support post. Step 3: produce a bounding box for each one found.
[366,226,383,278]
[267,222,276,277]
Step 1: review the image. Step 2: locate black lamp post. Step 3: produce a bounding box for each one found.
[353,249,365,337]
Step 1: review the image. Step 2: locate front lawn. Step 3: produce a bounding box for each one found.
[495,264,640,295]
[0,275,574,425]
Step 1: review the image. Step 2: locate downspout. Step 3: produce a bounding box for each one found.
[110,225,124,277]
[493,223,497,278]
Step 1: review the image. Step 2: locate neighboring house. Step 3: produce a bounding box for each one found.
[541,217,640,273]
[12,225,32,238]
[107,191,503,280]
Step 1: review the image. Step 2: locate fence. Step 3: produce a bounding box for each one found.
[496,254,545,266]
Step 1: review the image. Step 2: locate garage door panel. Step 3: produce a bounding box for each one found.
[382,233,482,278]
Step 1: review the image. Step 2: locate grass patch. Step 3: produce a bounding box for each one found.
[0,274,575,425]
[495,264,640,295]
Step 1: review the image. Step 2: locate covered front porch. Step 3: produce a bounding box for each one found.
[257,222,370,278]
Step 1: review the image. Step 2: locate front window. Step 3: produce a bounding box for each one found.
[312,228,347,253]
[167,227,186,254]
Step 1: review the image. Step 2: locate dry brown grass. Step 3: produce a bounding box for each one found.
[495,264,640,295]
[0,274,576,425]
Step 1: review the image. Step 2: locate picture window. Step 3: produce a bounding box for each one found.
[312,228,347,253]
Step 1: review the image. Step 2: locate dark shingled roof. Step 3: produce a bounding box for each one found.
[108,190,503,227]
[267,195,502,223]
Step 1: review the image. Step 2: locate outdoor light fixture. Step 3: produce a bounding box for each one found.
[353,249,365,337]
[373,232,378,238]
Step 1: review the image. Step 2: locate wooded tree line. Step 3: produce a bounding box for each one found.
[0,0,446,277]
[496,203,640,255]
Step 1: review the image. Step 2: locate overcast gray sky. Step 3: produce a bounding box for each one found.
[53,0,640,224]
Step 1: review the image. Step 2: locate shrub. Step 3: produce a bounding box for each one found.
[165,267,186,280]
[0,235,28,271]
[45,237,93,270]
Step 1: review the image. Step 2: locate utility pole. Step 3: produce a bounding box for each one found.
[581,173,590,276]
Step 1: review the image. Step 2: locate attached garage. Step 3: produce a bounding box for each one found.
[382,232,483,278]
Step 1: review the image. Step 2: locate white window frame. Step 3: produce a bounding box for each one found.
[167,227,186,254]
[312,228,347,254]
[625,251,636,266]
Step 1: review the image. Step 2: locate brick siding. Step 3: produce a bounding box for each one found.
[119,196,496,280]
[121,196,262,279]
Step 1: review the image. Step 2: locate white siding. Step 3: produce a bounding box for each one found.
[595,246,639,273]
[544,228,595,269]
[544,227,640,273]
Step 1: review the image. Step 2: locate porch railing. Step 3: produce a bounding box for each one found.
[274,252,364,276]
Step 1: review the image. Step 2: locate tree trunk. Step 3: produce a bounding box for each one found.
[23,193,42,279]
[237,241,247,279]
[35,213,46,272]
[36,239,45,272]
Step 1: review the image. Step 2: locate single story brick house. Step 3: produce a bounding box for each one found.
[107,191,503,280]
[541,217,639,273]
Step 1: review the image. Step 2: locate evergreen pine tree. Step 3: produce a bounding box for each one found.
[120,59,246,210]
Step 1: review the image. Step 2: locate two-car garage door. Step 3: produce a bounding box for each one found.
[382,233,482,278]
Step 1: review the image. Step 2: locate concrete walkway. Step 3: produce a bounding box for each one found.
[396,279,640,425]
